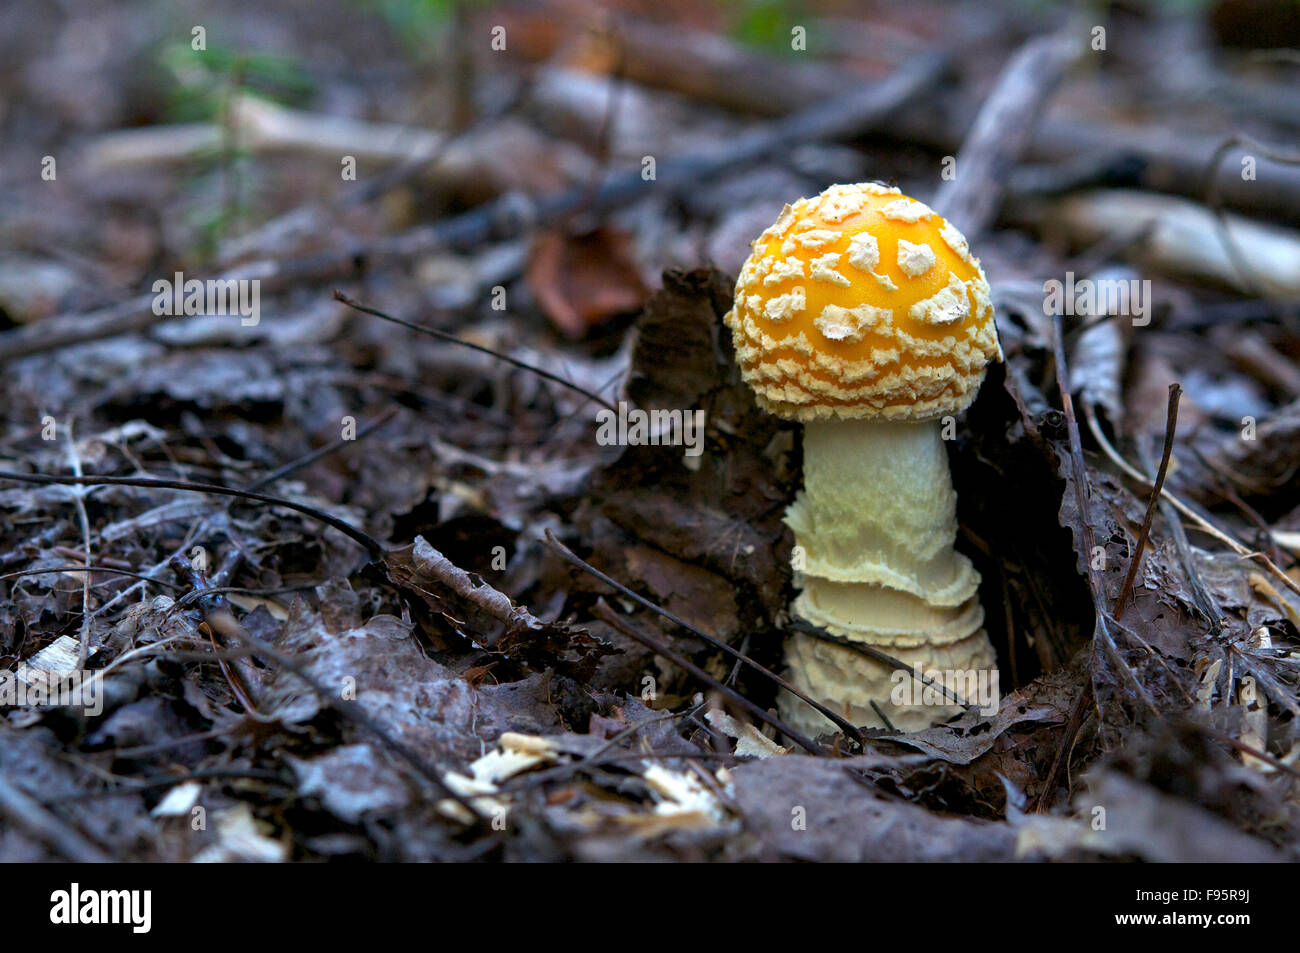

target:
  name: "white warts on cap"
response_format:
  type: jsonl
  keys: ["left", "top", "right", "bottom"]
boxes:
{"left": 846, "top": 233, "right": 880, "bottom": 272}
{"left": 795, "top": 229, "right": 840, "bottom": 250}
{"left": 764, "top": 258, "right": 806, "bottom": 285}
{"left": 810, "top": 253, "right": 850, "bottom": 286}
{"left": 939, "top": 221, "right": 974, "bottom": 263}
{"left": 909, "top": 274, "right": 971, "bottom": 325}
{"left": 814, "top": 303, "right": 891, "bottom": 343}
{"left": 818, "top": 190, "right": 865, "bottom": 223}
{"left": 763, "top": 287, "right": 806, "bottom": 323}
{"left": 881, "top": 198, "right": 933, "bottom": 223}
{"left": 896, "top": 239, "right": 937, "bottom": 278}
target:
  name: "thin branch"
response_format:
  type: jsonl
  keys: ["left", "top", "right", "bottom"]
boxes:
{"left": 1034, "top": 676, "right": 1092, "bottom": 815}
{"left": 1201, "top": 132, "right": 1300, "bottom": 297}
{"left": 1208, "top": 731, "right": 1300, "bottom": 780}
{"left": 170, "top": 555, "right": 259, "bottom": 711}
{"left": 543, "top": 530, "right": 862, "bottom": 742}
{"left": 1082, "top": 399, "right": 1300, "bottom": 600}
{"left": 186, "top": 594, "right": 490, "bottom": 830}
{"left": 788, "top": 617, "right": 978, "bottom": 710}
{"left": 0, "top": 470, "right": 386, "bottom": 557}
{"left": 592, "top": 600, "right": 822, "bottom": 756}
{"left": 868, "top": 700, "right": 897, "bottom": 732}
{"left": 0, "top": 564, "right": 182, "bottom": 589}
{"left": 63, "top": 423, "right": 94, "bottom": 670}
{"left": 244, "top": 405, "right": 400, "bottom": 491}
{"left": 335, "top": 292, "right": 618, "bottom": 413}
{"left": 1038, "top": 312, "right": 1106, "bottom": 811}
{"left": 1051, "top": 313, "right": 1106, "bottom": 609}
{"left": 0, "top": 775, "right": 113, "bottom": 862}
{"left": 933, "top": 26, "right": 1082, "bottom": 235}
{"left": 1113, "top": 384, "right": 1181, "bottom": 621}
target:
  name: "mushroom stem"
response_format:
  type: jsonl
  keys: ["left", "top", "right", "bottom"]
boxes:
{"left": 781, "top": 418, "right": 995, "bottom": 734}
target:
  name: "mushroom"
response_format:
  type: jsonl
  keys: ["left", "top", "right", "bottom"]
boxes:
{"left": 723, "top": 182, "right": 1002, "bottom": 736}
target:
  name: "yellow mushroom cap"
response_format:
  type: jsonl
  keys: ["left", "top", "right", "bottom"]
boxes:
{"left": 724, "top": 182, "right": 1002, "bottom": 422}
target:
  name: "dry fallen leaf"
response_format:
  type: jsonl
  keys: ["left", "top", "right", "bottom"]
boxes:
{"left": 527, "top": 227, "right": 648, "bottom": 338}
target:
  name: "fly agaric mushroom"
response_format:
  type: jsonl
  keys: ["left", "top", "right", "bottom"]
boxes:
{"left": 723, "top": 182, "right": 1002, "bottom": 736}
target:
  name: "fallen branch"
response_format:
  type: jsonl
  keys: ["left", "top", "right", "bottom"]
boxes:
{"left": 0, "top": 51, "right": 945, "bottom": 364}
{"left": 506, "top": 10, "right": 1300, "bottom": 223}
{"left": 82, "top": 93, "right": 443, "bottom": 169}
{"left": 933, "top": 27, "right": 1083, "bottom": 236}
{"left": 1014, "top": 190, "right": 1300, "bottom": 296}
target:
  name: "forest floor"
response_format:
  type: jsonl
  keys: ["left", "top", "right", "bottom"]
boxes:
{"left": 1, "top": 0, "right": 1299, "bottom": 861}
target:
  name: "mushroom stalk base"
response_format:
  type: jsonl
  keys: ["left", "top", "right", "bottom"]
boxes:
{"left": 780, "top": 418, "right": 997, "bottom": 736}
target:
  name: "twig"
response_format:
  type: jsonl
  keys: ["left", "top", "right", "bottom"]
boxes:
{"left": 789, "top": 617, "right": 978, "bottom": 710}
{"left": 1140, "top": 438, "right": 1226, "bottom": 635}
{"left": 1035, "top": 677, "right": 1091, "bottom": 815}
{"left": 0, "top": 470, "right": 386, "bottom": 557}
{"left": 196, "top": 603, "right": 490, "bottom": 829}
{"left": 244, "top": 405, "right": 400, "bottom": 491}
{"left": 62, "top": 423, "right": 94, "bottom": 670}
{"left": 868, "top": 700, "right": 897, "bottom": 732}
{"left": 1001, "top": 571, "right": 1020, "bottom": 689}
{"left": 0, "top": 524, "right": 64, "bottom": 571}
{"left": 1041, "top": 324, "right": 1167, "bottom": 812}
{"left": 1038, "top": 313, "right": 1106, "bottom": 811}
{"left": 1104, "top": 611, "right": 1196, "bottom": 706}
{"left": 543, "top": 530, "right": 862, "bottom": 742}
{"left": 1051, "top": 313, "right": 1105, "bottom": 608}
{"left": 159, "top": 582, "right": 315, "bottom": 621}
{"left": 1082, "top": 401, "right": 1300, "bottom": 600}
{"left": 592, "top": 600, "right": 822, "bottom": 756}
{"left": 0, "top": 564, "right": 182, "bottom": 589}
{"left": 1201, "top": 724, "right": 1300, "bottom": 780}
{"left": 1113, "top": 384, "right": 1181, "bottom": 621}
{"left": 169, "top": 555, "right": 259, "bottom": 712}
{"left": 1086, "top": 403, "right": 1225, "bottom": 630}
{"left": 334, "top": 293, "right": 617, "bottom": 413}
{"left": 0, "top": 774, "right": 113, "bottom": 862}
{"left": 67, "top": 407, "right": 399, "bottom": 624}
